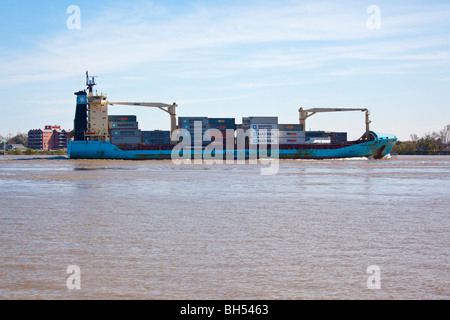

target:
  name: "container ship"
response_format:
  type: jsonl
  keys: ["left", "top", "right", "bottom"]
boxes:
{"left": 68, "top": 72, "right": 397, "bottom": 160}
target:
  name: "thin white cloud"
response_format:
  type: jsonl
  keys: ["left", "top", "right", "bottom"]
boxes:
{"left": 0, "top": 1, "right": 449, "bottom": 87}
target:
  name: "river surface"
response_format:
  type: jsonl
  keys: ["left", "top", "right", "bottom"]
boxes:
{"left": 0, "top": 155, "right": 448, "bottom": 300}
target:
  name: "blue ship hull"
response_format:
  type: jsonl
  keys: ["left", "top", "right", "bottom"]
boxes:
{"left": 68, "top": 132, "right": 397, "bottom": 160}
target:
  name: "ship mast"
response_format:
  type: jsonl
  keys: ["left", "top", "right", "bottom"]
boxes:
{"left": 86, "top": 71, "right": 97, "bottom": 93}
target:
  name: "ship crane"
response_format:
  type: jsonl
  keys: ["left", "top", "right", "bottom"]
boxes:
{"left": 299, "top": 107, "right": 371, "bottom": 140}
{"left": 108, "top": 101, "right": 178, "bottom": 141}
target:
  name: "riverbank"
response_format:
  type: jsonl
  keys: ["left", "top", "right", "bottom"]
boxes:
{"left": 393, "top": 151, "right": 450, "bottom": 155}
{"left": 0, "top": 149, "right": 67, "bottom": 156}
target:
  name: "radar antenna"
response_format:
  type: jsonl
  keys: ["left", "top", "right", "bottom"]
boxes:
{"left": 86, "top": 71, "right": 97, "bottom": 93}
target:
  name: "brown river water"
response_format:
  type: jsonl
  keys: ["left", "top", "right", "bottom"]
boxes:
{"left": 0, "top": 155, "right": 448, "bottom": 299}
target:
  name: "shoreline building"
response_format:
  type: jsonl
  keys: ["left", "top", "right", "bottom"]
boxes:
{"left": 28, "top": 125, "right": 69, "bottom": 150}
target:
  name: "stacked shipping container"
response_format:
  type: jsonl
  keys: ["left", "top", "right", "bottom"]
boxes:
{"left": 305, "top": 131, "right": 331, "bottom": 144}
{"left": 330, "top": 132, "right": 348, "bottom": 144}
{"left": 208, "top": 118, "right": 236, "bottom": 144}
{"left": 278, "top": 124, "right": 306, "bottom": 144}
{"left": 142, "top": 130, "right": 171, "bottom": 145}
{"left": 243, "top": 117, "right": 278, "bottom": 145}
{"left": 106, "top": 114, "right": 347, "bottom": 147}
{"left": 108, "top": 115, "right": 141, "bottom": 145}
{"left": 178, "top": 117, "right": 236, "bottom": 145}
{"left": 208, "top": 118, "right": 236, "bottom": 131}
{"left": 178, "top": 117, "right": 210, "bottom": 145}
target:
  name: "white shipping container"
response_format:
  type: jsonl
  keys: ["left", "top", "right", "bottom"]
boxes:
{"left": 306, "top": 137, "right": 330, "bottom": 144}
{"left": 251, "top": 129, "right": 279, "bottom": 137}
{"left": 278, "top": 131, "right": 306, "bottom": 138}
{"left": 250, "top": 138, "right": 278, "bottom": 145}
{"left": 279, "top": 137, "right": 305, "bottom": 144}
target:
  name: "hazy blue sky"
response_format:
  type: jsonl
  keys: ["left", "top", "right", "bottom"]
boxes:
{"left": 0, "top": 0, "right": 449, "bottom": 140}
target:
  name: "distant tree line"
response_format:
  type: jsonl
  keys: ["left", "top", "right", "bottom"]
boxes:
{"left": 2, "top": 132, "right": 28, "bottom": 146}
{"left": 392, "top": 125, "right": 450, "bottom": 155}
